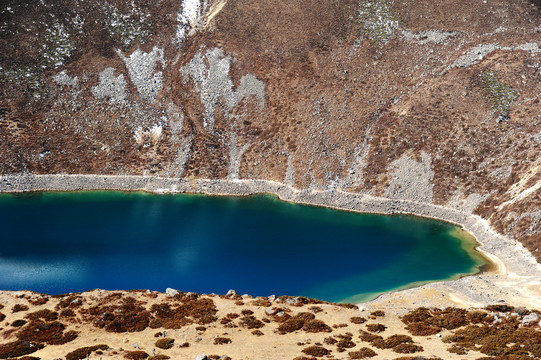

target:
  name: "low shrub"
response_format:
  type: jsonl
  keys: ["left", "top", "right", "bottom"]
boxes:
{"left": 384, "top": 335, "right": 413, "bottom": 348}
{"left": 251, "top": 298, "right": 272, "bottom": 307}
{"left": 338, "top": 303, "right": 359, "bottom": 310}
{"left": 124, "top": 350, "right": 149, "bottom": 359}
{"left": 148, "top": 299, "right": 217, "bottom": 328}
{"left": 0, "top": 340, "right": 44, "bottom": 359}
{"left": 26, "top": 310, "right": 58, "bottom": 322}
{"left": 302, "top": 319, "right": 332, "bottom": 333}
{"left": 401, "top": 308, "right": 432, "bottom": 323}
{"left": 402, "top": 307, "right": 467, "bottom": 335}
{"left": 278, "top": 319, "right": 304, "bottom": 334}
{"left": 348, "top": 347, "right": 377, "bottom": 358}
{"left": 213, "top": 337, "right": 232, "bottom": 345}
{"left": 65, "top": 344, "right": 109, "bottom": 360}
{"left": 88, "top": 298, "right": 151, "bottom": 332}
{"left": 11, "top": 320, "right": 27, "bottom": 327}
{"left": 447, "top": 345, "right": 467, "bottom": 355}
{"left": 239, "top": 315, "right": 264, "bottom": 329}
{"left": 12, "top": 305, "right": 29, "bottom": 313}
{"left": 220, "top": 317, "right": 232, "bottom": 325}
{"left": 323, "top": 337, "right": 337, "bottom": 345}
{"left": 59, "top": 309, "right": 76, "bottom": 318}
{"left": 295, "top": 313, "right": 315, "bottom": 322}
{"left": 467, "top": 310, "right": 490, "bottom": 324}
{"left": 148, "top": 355, "right": 170, "bottom": 360}
{"left": 17, "top": 320, "right": 78, "bottom": 345}
{"left": 370, "top": 310, "right": 385, "bottom": 317}
{"left": 392, "top": 343, "right": 423, "bottom": 354}
{"left": 366, "top": 323, "right": 386, "bottom": 333}
{"left": 252, "top": 330, "right": 264, "bottom": 336}
{"left": 404, "top": 322, "right": 442, "bottom": 336}
{"left": 372, "top": 334, "right": 413, "bottom": 349}
{"left": 154, "top": 338, "right": 174, "bottom": 350}
{"left": 350, "top": 317, "right": 367, "bottom": 324}
{"left": 431, "top": 308, "right": 468, "bottom": 330}
{"left": 336, "top": 337, "right": 356, "bottom": 349}
{"left": 359, "top": 330, "right": 383, "bottom": 342}
{"left": 28, "top": 296, "right": 49, "bottom": 306}
{"left": 55, "top": 295, "right": 83, "bottom": 310}
{"left": 301, "top": 345, "right": 329, "bottom": 357}
{"left": 393, "top": 357, "right": 442, "bottom": 360}
{"left": 0, "top": 313, "right": 5, "bottom": 322}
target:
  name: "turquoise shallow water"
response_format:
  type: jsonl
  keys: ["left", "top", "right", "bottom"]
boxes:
{"left": 0, "top": 191, "right": 487, "bottom": 302}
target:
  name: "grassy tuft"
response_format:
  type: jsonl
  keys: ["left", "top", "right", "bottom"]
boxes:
{"left": 480, "top": 70, "right": 519, "bottom": 119}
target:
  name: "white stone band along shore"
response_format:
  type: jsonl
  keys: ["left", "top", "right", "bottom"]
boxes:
{"left": 2, "top": 173, "right": 540, "bottom": 308}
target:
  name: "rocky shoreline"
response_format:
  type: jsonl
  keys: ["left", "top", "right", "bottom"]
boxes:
{"left": 1, "top": 173, "right": 541, "bottom": 309}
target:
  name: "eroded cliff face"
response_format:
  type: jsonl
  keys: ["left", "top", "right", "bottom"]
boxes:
{"left": 0, "top": 0, "right": 540, "bottom": 257}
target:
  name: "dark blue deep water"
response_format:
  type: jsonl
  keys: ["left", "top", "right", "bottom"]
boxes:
{"left": 0, "top": 192, "right": 488, "bottom": 302}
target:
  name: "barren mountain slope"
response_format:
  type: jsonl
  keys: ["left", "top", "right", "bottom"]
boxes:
{"left": 1, "top": 0, "right": 540, "bottom": 258}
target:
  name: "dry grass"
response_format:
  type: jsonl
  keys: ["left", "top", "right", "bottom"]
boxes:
{"left": 301, "top": 345, "right": 329, "bottom": 357}
{"left": 65, "top": 344, "right": 109, "bottom": 360}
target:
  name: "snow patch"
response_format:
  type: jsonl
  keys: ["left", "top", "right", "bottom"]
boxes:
{"left": 176, "top": 0, "right": 207, "bottom": 46}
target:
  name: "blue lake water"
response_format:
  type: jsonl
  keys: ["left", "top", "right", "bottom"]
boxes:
{"left": 0, "top": 191, "right": 488, "bottom": 303}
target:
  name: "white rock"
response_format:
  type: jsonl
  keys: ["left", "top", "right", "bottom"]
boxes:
{"left": 166, "top": 288, "right": 179, "bottom": 296}
{"left": 522, "top": 312, "right": 539, "bottom": 324}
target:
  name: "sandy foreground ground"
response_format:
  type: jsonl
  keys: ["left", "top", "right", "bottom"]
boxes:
{"left": 1, "top": 288, "right": 540, "bottom": 360}
{"left": 1, "top": 174, "right": 541, "bottom": 359}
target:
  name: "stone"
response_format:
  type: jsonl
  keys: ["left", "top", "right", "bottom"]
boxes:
{"left": 522, "top": 312, "right": 539, "bottom": 324}
{"left": 196, "top": 355, "right": 208, "bottom": 360}
{"left": 265, "top": 308, "right": 276, "bottom": 315}
{"left": 286, "top": 297, "right": 299, "bottom": 305}
{"left": 166, "top": 288, "right": 179, "bottom": 296}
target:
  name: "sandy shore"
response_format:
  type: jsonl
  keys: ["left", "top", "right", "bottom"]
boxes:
{"left": 1, "top": 173, "right": 541, "bottom": 310}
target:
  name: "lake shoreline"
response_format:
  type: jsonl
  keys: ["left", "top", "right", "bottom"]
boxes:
{"left": 1, "top": 173, "right": 541, "bottom": 308}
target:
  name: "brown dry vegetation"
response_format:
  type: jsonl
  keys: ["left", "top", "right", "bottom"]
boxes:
{"left": 0, "top": 340, "right": 44, "bottom": 359}
{"left": 65, "top": 344, "right": 109, "bottom": 360}
{"left": 301, "top": 345, "right": 329, "bottom": 357}
{"left": 401, "top": 307, "right": 469, "bottom": 335}
{"left": 0, "top": 290, "right": 540, "bottom": 359}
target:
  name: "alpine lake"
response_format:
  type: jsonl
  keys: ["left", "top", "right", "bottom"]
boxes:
{"left": 0, "top": 191, "right": 490, "bottom": 303}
